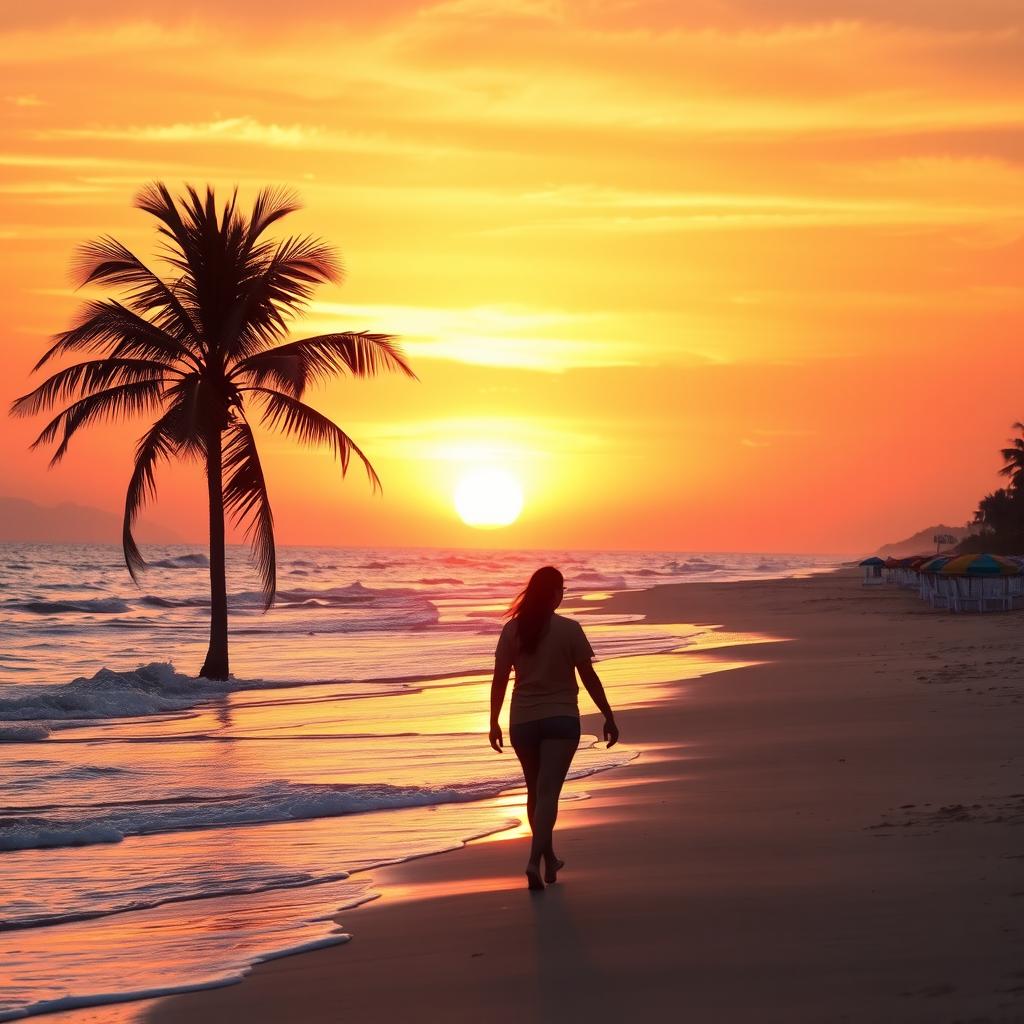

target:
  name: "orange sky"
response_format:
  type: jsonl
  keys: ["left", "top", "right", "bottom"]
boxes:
{"left": 1, "top": 1, "right": 1023, "bottom": 553}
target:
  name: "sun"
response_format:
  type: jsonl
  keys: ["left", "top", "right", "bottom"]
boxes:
{"left": 454, "top": 467, "right": 524, "bottom": 529}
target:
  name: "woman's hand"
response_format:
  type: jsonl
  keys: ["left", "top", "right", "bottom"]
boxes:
{"left": 489, "top": 723, "right": 503, "bottom": 752}
{"left": 603, "top": 717, "right": 619, "bottom": 748}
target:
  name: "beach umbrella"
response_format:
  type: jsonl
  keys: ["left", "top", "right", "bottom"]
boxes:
{"left": 938, "top": 553, "right": 1020, "bottom": 576}
{"left": 919, "top": 555, "right": 954, "bottom": 573}
{"left": 859, "top": 557, "right": 885, "bottom": 567}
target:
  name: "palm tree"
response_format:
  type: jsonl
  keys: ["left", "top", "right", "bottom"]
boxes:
{"left": 11, "top": 183, "right": 415, "bottom": 680}
{"left": 999, "top": 421, "right": 1024, "bottom": 491}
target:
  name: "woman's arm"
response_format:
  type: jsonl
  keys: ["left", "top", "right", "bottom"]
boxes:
{"left": 489, "top": 662, "right": 511, "bottom": 752}
{"left": 578, "top": 662, "right": 619, "bottom": 747}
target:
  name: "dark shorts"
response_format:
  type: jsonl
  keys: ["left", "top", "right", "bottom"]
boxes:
{"left": 509, "top": 715, "right": 581, "bottom": 752}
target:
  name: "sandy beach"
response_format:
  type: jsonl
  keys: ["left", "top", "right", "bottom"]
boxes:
{"left": 137, "top": 568, "right": 1024, "bottom": 1024}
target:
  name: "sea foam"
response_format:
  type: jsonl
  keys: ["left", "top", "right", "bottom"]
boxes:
{"left": 1, "top": 753, "right": 636, "bottom": 852}
{"left": 0, "top": 662, "right": 257, "bottom": 724}
{"left": 150, "top": 553, "right": 209, "bottom": 569}
{"left": 0, "top": 724, "right": 51, "bottom": 742}
{"left": 8, "top": 597, "right": 132, "bottom": 615}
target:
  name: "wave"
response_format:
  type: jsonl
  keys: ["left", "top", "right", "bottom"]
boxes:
{"left": 0, "top": 935, "right": 356, "bottom": 1021}
{"left": 7, "top": 598, "right": 131, "bottom": 615}
{"left": 232, "top": 612, "right": 439, "bottom": 635}
{"left": 438, "top": 554, "right": 505, "bottom": 570}
{"left": 0, "top": 725, "right": 51, "bottom": 742}
{"left": 664, "top": 560, "right": 728, "bottom": 574}
{"left": 150, "top": 553, "right": 209, "bottom": 569}
{"left": 137, "top": 583, "right": 440, "bottom": 632}
{"left": 36, "top": 581, "right": 105, "bottom": 591}
{"left": 0, "top": 749, "right": 636, "bottom": 853}
{"left": 570, "top": 571, "right": 628, "bottom": 590}
{"left": 0, "top": 662, "right": 270, "bottom": 725}
{"left": 0, "top": 780, "right": 510, "bottom": 851}
{"left": 0, "top": 819, "right": 123, "bottom": 851}
{"left": 0, "top": 663, "right": 414, "bottom": 730}
{"left": 3, "top": 764, "right": 130, "bottom": 790}
{"left": 0, "top": 868, "right": 361, "bottom": 934}
{"left": 142, "top": 581, "right": 431, "bottom": 610}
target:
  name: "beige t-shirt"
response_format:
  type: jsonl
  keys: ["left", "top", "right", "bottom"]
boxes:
{"left": 495, "top": 613, "right": 595, "bottom": 726}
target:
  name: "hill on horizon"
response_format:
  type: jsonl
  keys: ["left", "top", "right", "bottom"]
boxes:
{"left": 875, "top": 523, "right": 974, "bottom": 559}
{"left": 0, "top": 496, "right": 183, "bottom": 545}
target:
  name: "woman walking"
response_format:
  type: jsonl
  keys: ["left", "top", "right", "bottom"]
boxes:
{"left": 490, "top": 566, "right": 619, "bottom": 891}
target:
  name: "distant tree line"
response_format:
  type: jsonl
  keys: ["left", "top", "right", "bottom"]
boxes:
{"left": 959, "top": 422, "right": 1024, "bottom": 554}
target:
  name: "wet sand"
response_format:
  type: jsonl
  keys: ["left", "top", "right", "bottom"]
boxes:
{"left": 145, "top": 569, "right": 1024, "bottom": 1023}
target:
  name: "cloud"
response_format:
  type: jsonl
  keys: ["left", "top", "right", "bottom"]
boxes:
{"left": 0, "top": 181, "right": 116, "bottom": 196}
{"left": 481, "top": 188, "right": 1015, "bottom": 234}
{"left": 345, "top": 414, "right": 610, "bottom": 463}
{"left": 304, "top": 301, "right": 638, "bottom": 372}
{"left": 39, "top": 117, "right": 466, "bottom": 159}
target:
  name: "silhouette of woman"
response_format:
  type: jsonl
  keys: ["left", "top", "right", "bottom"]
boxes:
{"left": 490, "top": 566, "right": 619, "bottom": 891}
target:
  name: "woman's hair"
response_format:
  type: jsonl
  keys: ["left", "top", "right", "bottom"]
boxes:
{"left": 506, "top": 566, "right": 564, "bottom": 655}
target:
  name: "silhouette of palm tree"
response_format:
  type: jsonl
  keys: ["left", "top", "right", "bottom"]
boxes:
{"left": 11, "top": 183, "right": 415, "bottom": 679}
{"left": 999, "top": 422, "right": 1024, "bottom": 492}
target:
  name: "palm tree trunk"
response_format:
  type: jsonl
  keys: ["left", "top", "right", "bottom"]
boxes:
{"left": 200, "top": 426, "right": 229, "bottom": 680}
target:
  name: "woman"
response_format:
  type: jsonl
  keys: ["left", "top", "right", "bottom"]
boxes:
{"left": 490, "top": 565, "right": 619, "bottom": 891}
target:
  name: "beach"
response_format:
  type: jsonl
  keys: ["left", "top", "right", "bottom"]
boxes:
{"left": 134, "top": 567, "right": 1024, "bottom": 1024}
{"left": 0, "top": 545, "right": 835, "bottom": 1019}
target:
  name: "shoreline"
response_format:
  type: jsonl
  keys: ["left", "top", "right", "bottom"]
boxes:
{"left": 137, "top": 567, "right": 1024, "bottom": 1023}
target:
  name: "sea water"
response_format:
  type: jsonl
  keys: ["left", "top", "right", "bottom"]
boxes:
{"left": 0, "top": 544, "right": 837, "bottom": 1019}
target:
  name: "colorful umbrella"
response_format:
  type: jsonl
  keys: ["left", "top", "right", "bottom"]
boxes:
{"left": 859, "top": 557, "right": 885, "bottom": 566}
{"left": 938, "top": 553, "right": 1020, "bottom": 576}
{"left": 919, "top": 555, "right": 954, "bottom": 573}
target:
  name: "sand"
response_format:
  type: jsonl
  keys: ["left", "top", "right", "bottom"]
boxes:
{"left": 144, "top": 569, "right": 1024, "bottom": 1023}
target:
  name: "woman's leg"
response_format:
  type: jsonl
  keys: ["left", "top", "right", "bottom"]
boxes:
{"left": 527, "top": 736, "right": 579, "bottom": 875}
{"left": 511, "top": 741, "right": 541, "bottom": 831}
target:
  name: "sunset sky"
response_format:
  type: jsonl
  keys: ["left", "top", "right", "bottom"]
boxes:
{"left": 2, "top": 1, "right": 1023, "bottom": 553}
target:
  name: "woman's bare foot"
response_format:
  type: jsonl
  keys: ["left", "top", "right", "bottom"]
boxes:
{"left": 543, "top": 854, "right": 565, "bottom": 884}
{"left": 525, "top": 864, "right": 545, "bottom": 891}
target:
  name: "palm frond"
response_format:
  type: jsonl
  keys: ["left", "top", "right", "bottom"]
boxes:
{"left": 161, "top": 373, "right": 208, "bottom": 459}
{"left": 222, "top": 417, "right": 276, "bottom": 608}
{"left": 246, "top": 187, "right": 302, "bottom": 248}
{"left": 32, "top": 380, "right": 166, "bottom": 466}
{"left": 34, "top": 301, "right": 200, "bottom": 371}
{"left": 232, "top": 332, "right": 414, "bottom": 397}
{"left": 123, "top": 406, "right": 183, "bottom": 581}
{"left": 135, "top": 182, "right": 198, "bottom": 266}
{"left": 248, "top": 387, "right": 381, "bottom": 491}
{"left": 11, "top": 358, "right": 173, "bottom": 418}
{"left": 73, "top": 236, "right": 201, "bottom": 345}
{"left": 225, "top": 236, "right": 342, "bottom": 360}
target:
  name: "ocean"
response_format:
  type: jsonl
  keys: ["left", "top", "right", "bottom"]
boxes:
{"left": 0, "top": 543, "right": 838, "bottom": 1020}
